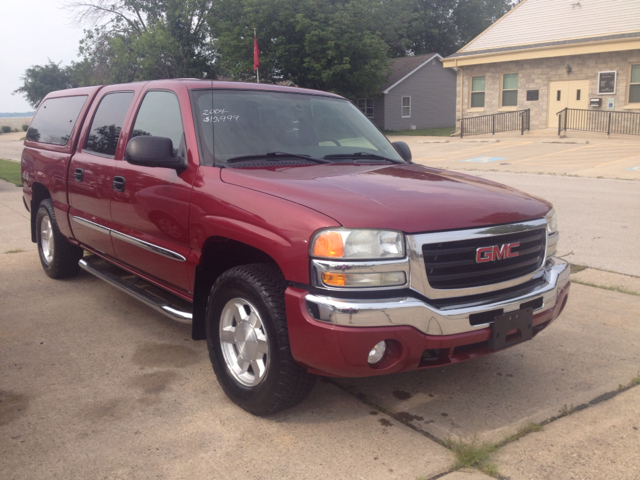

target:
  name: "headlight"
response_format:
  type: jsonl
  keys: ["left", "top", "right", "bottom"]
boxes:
{"left": 311, "top": 229, "right": 405, "bottom": 260}
{"left": 545, "top": 208, "right": 558, "bottom": 234}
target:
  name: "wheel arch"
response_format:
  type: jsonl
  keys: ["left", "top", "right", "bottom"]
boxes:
{"left": 30, "top": 182, "right": 52, "bottom": 243}
{"left": 191, "top": 236, "right": 280, "bottom": 340}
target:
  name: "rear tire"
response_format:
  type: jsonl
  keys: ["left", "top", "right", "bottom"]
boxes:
{"left": 36, "top": 199, "right": 83, "bottom": 279}
{"left": 206, "top": 264, "right": 316, "bottom": 416}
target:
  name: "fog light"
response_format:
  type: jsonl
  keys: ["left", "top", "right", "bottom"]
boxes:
{"left": 368, "top": 340, "right": 387, "bottom": 365}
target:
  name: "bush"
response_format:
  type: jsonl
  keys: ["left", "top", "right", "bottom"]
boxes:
{"left": 22, "top": 124, "right": 28, "bottom": 132}
{"left": 1, "top": 126, "right": 11, "bottom": 133}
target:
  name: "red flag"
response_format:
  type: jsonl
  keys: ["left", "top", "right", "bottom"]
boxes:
{"left": 253, "top": 31, "right": 260, "bottom": 71}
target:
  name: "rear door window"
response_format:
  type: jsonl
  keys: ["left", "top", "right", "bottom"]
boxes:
{"left": 26, "top": 96, "right": 88, "bottom": 145}
{"left": 84, "top": 92, "right": 134, "bottom": 157}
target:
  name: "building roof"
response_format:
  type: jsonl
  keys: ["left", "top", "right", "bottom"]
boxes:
{"left": 380, "top": 53, "right": 440, "bottom": 93}
{"left": 442, "top": 0, "right": 640, "bottom": 67}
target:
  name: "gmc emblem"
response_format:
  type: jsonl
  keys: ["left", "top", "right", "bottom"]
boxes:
{"left": 476, "top": 242, "right": 520, "bottom": 263}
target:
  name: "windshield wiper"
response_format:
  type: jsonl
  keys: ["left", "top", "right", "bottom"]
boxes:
{"left": 323, "top": 152, "right": 404, "bottom": 164}
{"left": 226, "top": 152, "right": 330, "bottom": 164}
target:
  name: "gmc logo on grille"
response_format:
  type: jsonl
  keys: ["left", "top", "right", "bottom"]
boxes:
{"left": 476, "top": 242, "right": 520, "bottom": 263}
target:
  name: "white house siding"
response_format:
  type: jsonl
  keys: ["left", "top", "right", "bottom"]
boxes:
{"left": 455, "top": 50, "right": 640, "bottom": 131}
{"left": 384, "top": 61, "right": 456, "bottom": 131}
{"left": 464, "top": 0, "right": 640, "bottom": 53}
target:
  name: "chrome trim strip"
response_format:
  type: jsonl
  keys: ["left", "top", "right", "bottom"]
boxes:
{"left": 72, "top": 216, "right": 186, "bottom": 262}
{"left": 110, "top": 230, "right": 187, "bottom": 262}
{"left": 305, "top": 257, "right": 570, "bottom": 336}
{"left": 311, "top": 258, "right": 410, "bottom": 291}
{"left": 408, "top": 219, "right": 548, "bottom": 299}
{"left": 71, "top": 215, "right": 111, "bottom": 235}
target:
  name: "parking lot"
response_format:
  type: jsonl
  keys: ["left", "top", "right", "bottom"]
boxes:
{"left": 388, "top": 131, "right": 640, "bottom": 180}
{"left": 1, "top": 132, "right": 640, "bottom": 479}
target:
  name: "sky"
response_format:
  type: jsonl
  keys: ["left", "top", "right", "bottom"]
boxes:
{"left": 0, "top": 0, "right": 87, "bottom": 113}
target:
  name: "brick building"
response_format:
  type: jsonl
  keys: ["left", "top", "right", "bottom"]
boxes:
{"left": 442, "top": 0, "right": 640, "bottom": 131}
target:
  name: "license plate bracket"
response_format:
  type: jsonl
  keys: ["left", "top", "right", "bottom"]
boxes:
{"left": 489, "top": 307, "right": 533, "bottom": 351}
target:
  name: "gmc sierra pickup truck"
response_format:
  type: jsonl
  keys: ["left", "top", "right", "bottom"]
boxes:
{"left": 21, "top": 79, "right": 570, "bottom": 415}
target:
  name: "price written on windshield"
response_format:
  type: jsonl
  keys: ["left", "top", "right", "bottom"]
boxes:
{"left": 203, "top": 115, "right": 240, "bottom": 123}
{"left": 202, "top": 109, "right": 240, "bottom": 123}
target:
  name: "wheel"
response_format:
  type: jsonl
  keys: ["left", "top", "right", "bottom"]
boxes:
{"left": 36, "top": 199, "right": 84, "bottom": 279}
{"left": 206, "top": 264, "right": 316, "bottom": 415}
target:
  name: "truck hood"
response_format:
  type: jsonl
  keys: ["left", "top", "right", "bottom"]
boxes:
{"left": 220, "top": 164, "right": 550, "bottom": 233}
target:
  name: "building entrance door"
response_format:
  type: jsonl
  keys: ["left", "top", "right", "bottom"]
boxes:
{"left": 547, "top": 80, "right": 590, "bottom": 127}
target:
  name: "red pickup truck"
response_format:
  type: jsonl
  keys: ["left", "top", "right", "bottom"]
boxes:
{"left": 21, "top": 80, "right": 570, "bottom": 415}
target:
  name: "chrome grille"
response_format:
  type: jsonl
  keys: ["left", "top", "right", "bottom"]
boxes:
{"left": 422, "top": 228, "right": 546, "bottom": 290}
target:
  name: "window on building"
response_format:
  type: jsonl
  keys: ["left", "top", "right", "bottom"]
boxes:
{"left": 357, "top": 98, "right": 374, "bottom": 118}
{"left": 85, "top": 92, "right": 134, "bottom": 157}
{"left": 401, "top": 96, "right": 411, "bottom": 117}
{"left": 502, "top": 73, "right": 518, "bottom": 107}
{"left": 471, "top": 76, "right": 485, "bottom": 108}
{"left": 630, "top": 64, "right": 640, "bottom": 103}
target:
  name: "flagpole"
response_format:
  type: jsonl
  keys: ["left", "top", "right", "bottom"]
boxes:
{"left": 254, "top": 28, "right": 260, "bottom": 83}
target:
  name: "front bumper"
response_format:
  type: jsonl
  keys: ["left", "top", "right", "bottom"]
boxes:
{"left": 286, "top": 258, "right": 570, "bottom": 377}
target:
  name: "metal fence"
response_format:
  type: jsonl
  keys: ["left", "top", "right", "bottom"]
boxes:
{"left": 460, "top": 109, "right": 530, "bottom": 138}
{"left": 557, "top": 108, "right": 640, "bottom": 136}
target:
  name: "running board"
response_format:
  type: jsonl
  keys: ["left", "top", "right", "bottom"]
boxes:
{"left": 79, "top": 256, "right": 193, "bottom": 323}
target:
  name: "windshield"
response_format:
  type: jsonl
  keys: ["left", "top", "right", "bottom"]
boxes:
{"left": 190, "top": 89, "right": 402, "bottom": 166}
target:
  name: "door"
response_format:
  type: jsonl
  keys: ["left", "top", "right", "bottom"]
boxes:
{"left": 547, "top": 80, "right": 590, "bottom": 127}
{"left": 68, "top": 89, "right": 137, "bottom": 257}
{"left": 110, "top": 88, "right": 193, "bottom": 293}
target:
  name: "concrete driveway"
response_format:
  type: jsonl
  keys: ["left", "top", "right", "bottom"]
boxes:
{"left": 2, "top": 130, "right": 640, "bottom": 479}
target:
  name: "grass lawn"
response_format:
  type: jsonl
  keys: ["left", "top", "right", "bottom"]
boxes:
{"left": 384, "top": 127, "right": 456, "bottom": 137}
{"left": 0, "top": 159, "right": 22, "bottom": 186}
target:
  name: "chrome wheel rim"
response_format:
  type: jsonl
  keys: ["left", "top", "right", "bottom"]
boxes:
{"left": 40, "top": 215, "right": 54, "bottom": 265}
{"left": 219, "top": 298, "right": 269, "bottom": 387}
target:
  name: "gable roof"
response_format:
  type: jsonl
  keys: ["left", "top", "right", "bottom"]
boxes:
{"left": 443, "top": 0, "right": 640, "bottom": 66}
{"left": 380, "top": 53, "right": 440, "bottom": 94}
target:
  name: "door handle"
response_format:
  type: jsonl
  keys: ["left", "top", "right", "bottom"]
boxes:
{"left": 74, "top": 168, "right": 84, "bottom": 182}
{"left": 113, "top": 176, "right": 126, "bottom": 192}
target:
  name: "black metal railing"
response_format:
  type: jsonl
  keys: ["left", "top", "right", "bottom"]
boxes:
{"left": 460, "top": 109, "right": 530, "bottom": 138}
{"left": 557, "top": 108, "right": 640, "bottom": 136}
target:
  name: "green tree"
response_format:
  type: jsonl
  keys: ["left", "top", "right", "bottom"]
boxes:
{"left": 453, "top": 0, "right": 515, "bottom": 47}
{"left": 214, "top": 0, "right": 391, "bottom": 99}
{"left": 13, "top": 60, "right": 77, "bottom": 108}
{"left": 375, "top": 0, "right": 514, "bottom": 58}
{"left": 68, "top": 0, "right": 216, "bottom": 84}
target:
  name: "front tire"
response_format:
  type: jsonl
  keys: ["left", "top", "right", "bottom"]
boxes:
{"left": 206, "top": 264, "right": 316, "bottom": 416}
{"left": 36, "top": 199, "right": 83, "bottom": 279}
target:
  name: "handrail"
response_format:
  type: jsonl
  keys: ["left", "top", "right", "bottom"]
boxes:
{"left": 557, "top": 108, "right": 640, "bottom": 136}
{"left": 460, "top": 109, "right": 530, "bottom": 138}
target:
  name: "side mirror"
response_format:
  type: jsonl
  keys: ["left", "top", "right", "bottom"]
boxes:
{"left": 391, "top": 141, "right": 412, "bottom": 163}
{"left": 125, "top": 136, "right": 185, "bottom": 171}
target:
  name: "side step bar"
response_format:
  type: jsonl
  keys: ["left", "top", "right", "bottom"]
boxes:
{"left": 79, "top": 255, "right": 193, "bottom": 323}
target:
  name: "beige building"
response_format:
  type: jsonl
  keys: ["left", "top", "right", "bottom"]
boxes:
{"left": 442, "top": 0, "right": 640, "bottom": 132}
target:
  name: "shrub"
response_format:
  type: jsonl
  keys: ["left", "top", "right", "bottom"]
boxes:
{"left": 1, "top": 126, "right": 11, "bottom": 133}
{"left": 22, "top": 124, "right": 29, "bottom": 132}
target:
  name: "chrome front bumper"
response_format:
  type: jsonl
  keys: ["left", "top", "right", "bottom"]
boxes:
{"left": 305, "top": 257, "right": 570, "bottom": 336}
